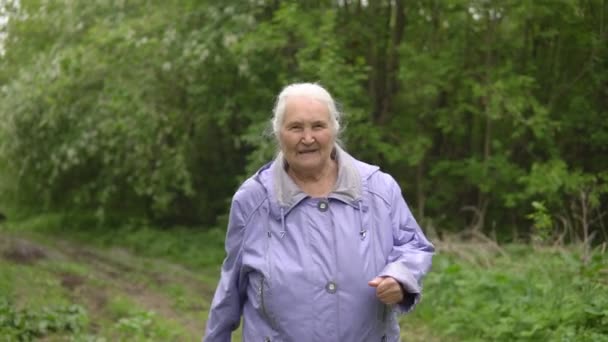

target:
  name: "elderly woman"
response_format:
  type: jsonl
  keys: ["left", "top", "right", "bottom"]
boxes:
{"left": 204, "top": 83, "right": 434, "bottom": 342}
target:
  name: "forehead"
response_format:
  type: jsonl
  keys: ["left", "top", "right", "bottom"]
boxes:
{"left": 283, "top": 96, "right": 330, "bottom": 123}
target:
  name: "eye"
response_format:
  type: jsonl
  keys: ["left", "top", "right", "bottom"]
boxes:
{"left": 313, "top": 123, "right": 326, "bottom": 130}
{"left": 288, "top": 124, "right": 303, "bottom": 131}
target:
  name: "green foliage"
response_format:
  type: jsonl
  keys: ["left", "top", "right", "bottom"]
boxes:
{"left": 414, "top": 246, "right": 608, "bottom": 341}
{"left": 0, "top": 297, "right": 88, "bottom": 341}
{"left": 0, "top": 0, "right": 246, "bottom": 226}
{"left": 115, "top": 311, "right": 156, "bottom": 337}
{"left": 0, "top": 0, "right": 606, "bottom": 241}
{"left": 108, "top": 298, "right": 180, "bottom": 341}
{"left": 512, "top": 160, "right": 608, "bottom": 243}
{"left": 527, "top": 201, "right": 552, "bottom": 243}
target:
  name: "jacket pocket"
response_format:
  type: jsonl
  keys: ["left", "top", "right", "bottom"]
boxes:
{"left": 259, "top": 274, "right": 279, "bottom": 330}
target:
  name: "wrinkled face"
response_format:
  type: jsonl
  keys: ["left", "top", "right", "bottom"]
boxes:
{"left": 279, "top": 96, "right": 335, "bottom": 175}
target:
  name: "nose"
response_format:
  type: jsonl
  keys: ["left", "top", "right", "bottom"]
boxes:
{"left": 301, "top": 128, "right": 315, "bottom": 145}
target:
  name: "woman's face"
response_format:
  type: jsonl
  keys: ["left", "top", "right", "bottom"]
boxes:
{"left": 279, "top": 96, "right": 335, "bottom": 176}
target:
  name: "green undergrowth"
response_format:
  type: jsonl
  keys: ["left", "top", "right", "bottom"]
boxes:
{"left": 0, "top": 262, "right": 183, "bottom": 341}
{"left": 409, "top": 244, "right": 608, "bottom": 341}
{"left": 0, "top": 214, "right": 220, "bottom": 341}
{"left": 0, "top": 261, "right": 88, "bottom": 341}
{"left": 0, "top": 298, "right": 87, "bottom": 342}
{"left": 0, "top": 241, "right": 193, "bottom": 341}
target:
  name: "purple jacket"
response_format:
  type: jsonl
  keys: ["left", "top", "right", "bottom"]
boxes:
{"left": 204, "top": 147, "right": 434, "bottom": 342}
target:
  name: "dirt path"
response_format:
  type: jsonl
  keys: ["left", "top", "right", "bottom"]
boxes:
{"left": 0, "top": 230, "right": 216, "bottom": 341}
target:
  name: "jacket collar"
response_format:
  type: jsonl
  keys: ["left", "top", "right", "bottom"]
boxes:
{"left": 255, "top": 145, "right": 379, "bottom": 220}
{"left": 256, "top": 145, "right": 360, "bottom": 220}
{"left": 271, "top": 145, "right": 362, "bottom": 208}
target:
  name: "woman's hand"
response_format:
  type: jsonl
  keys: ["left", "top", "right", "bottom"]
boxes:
{"left": 368, "top": 276, "right": 404, "bottom": 305}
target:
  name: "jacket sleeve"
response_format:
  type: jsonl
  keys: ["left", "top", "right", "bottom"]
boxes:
{"left": 203, "top": 197, "right": 248, "bottom": 342}
{"left": 377, "top": 175, "right": 435, "bottom": 313}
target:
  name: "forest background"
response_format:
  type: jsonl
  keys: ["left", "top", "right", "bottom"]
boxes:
{"left": 0, "top": 0, "right": 607, "bottom": 341}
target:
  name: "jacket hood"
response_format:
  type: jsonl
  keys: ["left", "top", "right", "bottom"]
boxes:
{"left": 254, "top": 145, "right": 379, "bottom": 221}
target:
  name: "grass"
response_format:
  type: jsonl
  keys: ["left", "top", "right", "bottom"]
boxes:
{"left": 0, "top": 216, "right": 220, "bottom": 341}
{"left": 6, "top": 212, "right": 227, "bottom": 270}
{"left": 0, "top": 257, "right": 89, "bottom": 340}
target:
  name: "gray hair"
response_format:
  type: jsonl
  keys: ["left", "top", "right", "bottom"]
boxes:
{"left": 271, "top": 83, "right": 342, "bottom": 140}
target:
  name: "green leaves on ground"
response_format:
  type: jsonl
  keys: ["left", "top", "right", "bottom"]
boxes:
{"left": 414, "top": 245, "right": 608, "bottom": 341}
{"left": 0, "top": 298, "right": 87, "bottom": 341}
